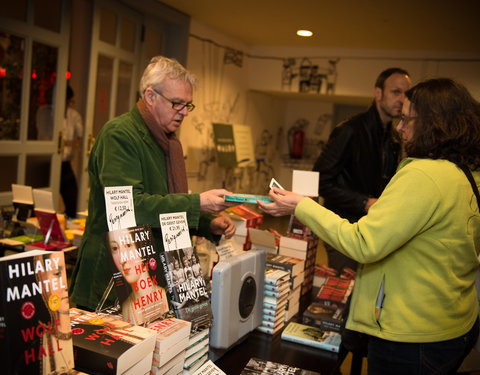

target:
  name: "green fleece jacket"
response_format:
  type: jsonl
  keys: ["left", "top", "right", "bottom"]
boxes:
{"left": 69, "top": 106, "right": 215, "bottom": 310}
{"left": 296, "top": 158, "right": 480, "bottom": 342}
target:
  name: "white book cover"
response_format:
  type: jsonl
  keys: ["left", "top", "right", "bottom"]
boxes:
{"left": 191, "top": 359, "right": 226, "bottom": 375}
{"left": 281, "top": 322, "right": 341, "bottom": 353}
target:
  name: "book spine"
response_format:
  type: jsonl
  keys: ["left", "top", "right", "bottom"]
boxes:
{"left": 281, "top": 332, "right": 338, "bottom": 353}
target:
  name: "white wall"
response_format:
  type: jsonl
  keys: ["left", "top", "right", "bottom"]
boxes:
{"left": 181, "top": 21, "right": 480, "bottom": 194}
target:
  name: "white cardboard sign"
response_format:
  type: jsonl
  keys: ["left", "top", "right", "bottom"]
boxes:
{"left": 159, "top": 212, "right": 191, "bottom": 251}
{"left": 104, "top": 186, "right": 136, "bottom": 230}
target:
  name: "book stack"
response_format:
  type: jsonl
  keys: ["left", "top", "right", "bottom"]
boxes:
{"left": 240, "top": 357, "right": 321, "bottom": 375}
{"left": 265, "top": 253, "right": 305, "bottom": 321}
{"left": 221, "top": 204, "right": 263, "bottom": 250}
{"left": 69, "top": 308, "right": 157, "bottom": 375}
{"left": 183, "top": 328, "right": 210, "bottom": 375}
{"left": 313, "top": 264, "right": 338, "bottom": 288}
{"left": 257, "top": 268, "right": 291, "bottom": 335}
{"left": 147, "top": 317, "right": 192, "bottom": 375}
{"left": 279, "top": 235, "right": 319, "bottom": 296}
{"left": 281, "top": 321, "right": 342, "bottom": 353}
{"left": 0, "top": 249, "right": 75, "bottom": 375}
{"left": 302, "top": 276, "right": 355, "bottom": 333}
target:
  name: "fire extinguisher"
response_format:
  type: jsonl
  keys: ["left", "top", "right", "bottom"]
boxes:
{"left": 290, "top": 128, "right": 304, "bottom": 159}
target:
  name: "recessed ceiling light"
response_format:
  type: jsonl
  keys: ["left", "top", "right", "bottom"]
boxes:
{"left": 297, "top": 29, "right": 313, "bottom": 37}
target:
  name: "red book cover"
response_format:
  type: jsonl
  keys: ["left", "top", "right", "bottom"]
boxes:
{"left": 105, "top": 225, "right": 169, "bottom": 325}
{"left": 0, "top": 250, "right": 74, "bottom": 374}
{"left": 314, "top": 276, "right": 354, "bottom": 308}
{"left": 69, "top": 308, "right": 156, "bottom": 375}
{"left": 33, "top": 209, "right": 71, "bottom": 250}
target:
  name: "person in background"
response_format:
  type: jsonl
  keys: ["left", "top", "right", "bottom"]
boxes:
{"left": 313, "top": 67, "right": 411, "bottom": 272}
{"left": 61, "top": 85, "right": 83, "bottom": 218}
{"left": 69, "top": 56, "right": 236, "bottom": 311}
{"left": 258, "top": 78, "right": 480, "bottom": 374}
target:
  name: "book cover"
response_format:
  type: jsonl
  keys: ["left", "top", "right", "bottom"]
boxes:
{"left": 262, "top": 310, "right": 286, "bottom": 323}
{"left": 302, "top": 302, "right": 344, "bottom": 333}
{"left": 69, "top": 308, "right": 156, "bottom": 374}
{"left": 32, "top": 210, "right": 71, "bottom": 250}
{"left": 152, "top": 336, "right": 189, "bottom": 368}
{"left": 281, "top": 322, "right": 341, "bottom": 353}
{"left": 255, "top": 324, "right": 283, "bottom": 335}
{"left": 159, "top": 247, "right": 213, "bottom": 331}
{"left": 266, "top": 253, "right": 305, "bottom": 277}
{"left": 192, "top": 359, "right": 226, "bottom": 375}
{"left": 150, "top": 350, "right": 185, "bottom": 375}
{"left": 0, "top": 249, "right": 74, "bottom": 374}
{"left": 264, "top": 268, "right": 290, "bottom": 286}
{"left": 185, "top": 336, "right": 209, "bottom": 359}
{"left": 314, "top": 276, "right": 354, "bottom": 308}
{"left": 183, "top": 353, "right": 208, "bottom": 375}
{"left": 105, "top": 225, "right": 170, "bottom": 325}
{"left": 241, "top": 357, "right": 321, "bottom": 375}
{"left": 264, "top": 287, "right": 290, "bottom": 299}
{"left": 147, "top": 317, "right": 191, "bottom": 355}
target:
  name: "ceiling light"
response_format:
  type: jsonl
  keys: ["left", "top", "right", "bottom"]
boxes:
{"left": 296, "top": 30, "right": 313, "bottom": 37}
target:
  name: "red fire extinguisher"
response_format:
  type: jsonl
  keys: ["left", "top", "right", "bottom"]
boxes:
{"left": 290, "top": 128, "right": 304, "bottom": 159}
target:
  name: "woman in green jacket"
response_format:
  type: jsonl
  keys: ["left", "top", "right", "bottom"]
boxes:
{"left": 259, "top": 78, "right": 480, "bottom": 374}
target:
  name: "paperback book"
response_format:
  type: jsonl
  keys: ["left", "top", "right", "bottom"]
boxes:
{"left": 0, "top": 249, "right": 74, "bottom": 374}
{"left": 147, "top": 317, "right": 191, "bottom": 356}
{"left": 105, "top": 224, "right": 170, "bottom": 325}
{"left": 159, "top": 247, "right": 213, "bottom": 330}
{"left": 241, "top": 357, "right": 321, "bottom": 375}
{"left": 281, "top": 322, "right": 341, "bottom": 353}
{"left": 314, "top": 276, "right": 354, "bottom": 308}
{"left": 302, "top": 302, "right": 344, "bottom": 333}
{"left": 69, "top": 308, "right": 157, "bottom": 374}
{"left": 266, "top": 253, "right": 305, "bottom": 277}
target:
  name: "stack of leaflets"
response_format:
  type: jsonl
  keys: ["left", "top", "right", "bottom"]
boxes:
{"left": 266, "top": 253, "right": 305, "bottom": 321}
{"left": 69, "top": 308, "right": 157, "bottom": 374}
{"left": 240, "top": 357, "right": 321, "bottom": 375}
{"left": 147, "top": 317, "right": 192, "bottom": 375}
{"left": 183, "top": 327, "right": 210, "bottom": 374}
{"left": 257, "top": 268, "right": 291, "bottom": 335}
{"left": 281, "top": 321, "right": 342, "bottom": 353}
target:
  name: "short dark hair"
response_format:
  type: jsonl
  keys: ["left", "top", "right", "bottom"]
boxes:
{"left": 375, "top": 67, "right": 410, "bottom": 89}
{"left": 404, "top": 78, "right": 480, "bottom": 169}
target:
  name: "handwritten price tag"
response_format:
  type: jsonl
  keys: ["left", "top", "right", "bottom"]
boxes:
{"left": 159, "top": 212, "right": 191, "bottom": 251}
{"left": 104, "top": 186, "right": 136, "bottom": 230}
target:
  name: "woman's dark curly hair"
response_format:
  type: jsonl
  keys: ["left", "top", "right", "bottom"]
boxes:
{"left": 404, "top": 78, "right": 480, "bottom": 170}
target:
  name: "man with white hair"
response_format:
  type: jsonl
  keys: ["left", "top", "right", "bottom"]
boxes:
{"left": 70, "top": 56, "right": 235, "bottom": 311}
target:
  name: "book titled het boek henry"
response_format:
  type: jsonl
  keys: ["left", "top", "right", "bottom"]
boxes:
{"left": 105, "top": 224, "right": 170, "bottom": 325}
{"left": 0, "top": 249, "right": 75, "bottom": 374}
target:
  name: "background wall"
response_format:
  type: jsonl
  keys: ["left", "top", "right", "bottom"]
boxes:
{"left": 180, "top": 19, "right": 480, "bottom": 195}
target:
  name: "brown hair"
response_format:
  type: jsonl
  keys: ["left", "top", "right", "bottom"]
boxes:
{"left": 404, "top": 78, "right": 480, "bottom": 169}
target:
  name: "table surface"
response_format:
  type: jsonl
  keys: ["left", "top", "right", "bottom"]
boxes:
{"left": 213, "top": 290, "right": 343, "bottom": 375}
{"left": 214, "top": 327, "right": 341, "bottom": 375}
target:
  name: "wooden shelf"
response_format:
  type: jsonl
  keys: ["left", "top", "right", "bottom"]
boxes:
{"left": 250, "top": 89, "right": 372, "bottom": 106}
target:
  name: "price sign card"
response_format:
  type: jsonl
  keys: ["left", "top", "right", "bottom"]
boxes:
{"left": 159, "top": 212, "right": 191, "bottom": 251}
{"left": 104, "top": 186, "right": 136, "bottom": 230}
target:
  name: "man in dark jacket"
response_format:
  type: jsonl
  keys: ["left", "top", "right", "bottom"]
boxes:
{"left": 313, "top": 67, "right": 411, "bottom": 272}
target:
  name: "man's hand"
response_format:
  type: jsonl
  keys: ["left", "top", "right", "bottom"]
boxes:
{"left": 365, "top": 197, "right": 378, "bottom": 213}
{"left": 210, "top": 216, "right": 236, "bottom": 239}
{"left": 257, "top": 187, "right": 304, "bottom": 217}
{"left": 200, "top": 189, "right": 235, "bottom": 213}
